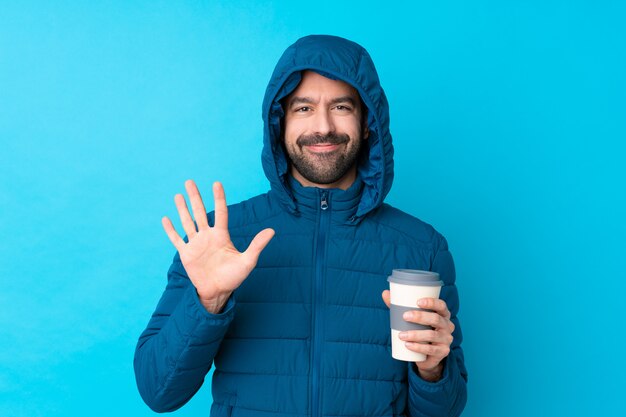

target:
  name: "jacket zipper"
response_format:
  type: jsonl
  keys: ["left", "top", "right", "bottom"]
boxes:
{"left": 311, "top": 190, "right": 329, "bottom": 417}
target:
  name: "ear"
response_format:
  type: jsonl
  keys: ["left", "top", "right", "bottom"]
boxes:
{"left": 360, "top": 102, "right": 369, "bottom": 140}
{"left": 361, "top": 118, "right": 370, "bottom": 140}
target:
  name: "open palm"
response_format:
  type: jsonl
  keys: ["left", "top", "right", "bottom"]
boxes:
{"left": 162, "top": 180, "right": 275, "bottom": 305}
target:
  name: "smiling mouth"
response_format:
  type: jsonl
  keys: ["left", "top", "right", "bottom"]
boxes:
{"left": 304, "top": 143, "right": 341, "bottom": 153}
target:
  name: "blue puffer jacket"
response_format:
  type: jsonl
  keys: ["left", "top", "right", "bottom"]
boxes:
{"left": 134, "top": 35, "right": 468, "bottom": 417}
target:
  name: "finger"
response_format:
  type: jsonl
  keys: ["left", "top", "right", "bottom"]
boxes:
{"left": 403, "top": 310, "right": 448, "bottom": 330}
{"left": 212, "top": 181, "right": 228, "bottom": 230}
{"left": 161, "top": 216, "right": 185, "bottom": 250}
{"left": 405, "top": 341, "right": 450, "bottom": 360}
{"left": 243, "top": 228, "right": 275, "bottom": 267}
{"left": 418, "top": 298, "right": 451, "bottom": 320}
{"left": 399, "top": 329, "right": 454, "bottom": 346}
{"left": 381, "top": 290, "right": 391, "bottom": 309}
{"left": 174, "top": 194, "right": 197, "bottom": 238}
{"left": 185, "top": 179, "right": 209, "bottom": 230}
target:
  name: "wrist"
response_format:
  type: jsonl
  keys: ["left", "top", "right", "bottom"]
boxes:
{"left": 416, "top": 362, "right": 444, "bottom": 382}
{"left": 198, "top": 290, "right": 232, "bottom": 314}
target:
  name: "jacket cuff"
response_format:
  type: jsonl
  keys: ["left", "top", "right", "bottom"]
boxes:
{"left": 407, "top": 352, "right": 457, "bottom": 392}
{"left": 188, "top": 285, "right": 236, "bottom": 320}
{"left": 174, "top": 285, "right": 236, "bottom": 338}
{"left": 407, "top": 350, "right": 467, "bottom": 417}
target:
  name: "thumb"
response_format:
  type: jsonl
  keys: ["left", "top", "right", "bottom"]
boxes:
{"left": 243, "top": 228, "right": 275, "bottom": 265}
{"left": 381, "top": 290, "right": 391, "bottom": 309}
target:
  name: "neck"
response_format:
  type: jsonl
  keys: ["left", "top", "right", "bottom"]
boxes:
{"left": 290, "top": 166, "right": 357, "bottom": 190}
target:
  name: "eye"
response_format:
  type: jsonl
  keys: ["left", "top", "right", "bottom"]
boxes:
{"left": 295, "top": 106, "right": 311, "bottom": 112}
{"left": 334, "top": 105, "right": 352, "bottom": 111}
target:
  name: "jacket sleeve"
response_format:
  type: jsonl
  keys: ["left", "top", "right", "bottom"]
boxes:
{"left": 133, "top": 251, "right": 236, "bottom": 413}
{"left": 406, "top": 235, "right": 468, "bottom": 417}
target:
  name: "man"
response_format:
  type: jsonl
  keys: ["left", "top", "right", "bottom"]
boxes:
{"left": 134, "top": 35, "right": 468, "bottom": 416}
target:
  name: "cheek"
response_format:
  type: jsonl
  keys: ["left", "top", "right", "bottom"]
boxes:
{"left": 338, "top": 118, "right": 362, "bottom": 139}
{"left": 283, "top": 118, "right": 305, "bottom": 143}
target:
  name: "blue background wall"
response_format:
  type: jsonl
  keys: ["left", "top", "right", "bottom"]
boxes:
{"left": 1, "top": 1, "right": 624, "bottom": 416}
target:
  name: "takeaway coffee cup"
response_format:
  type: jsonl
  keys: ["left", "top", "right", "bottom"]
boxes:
{"left": 388, "top": 269, "right": 444, "bottom": 362}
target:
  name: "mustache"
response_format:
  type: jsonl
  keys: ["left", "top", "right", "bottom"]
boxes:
{"left": 296, "top": 132, "right": 350, "bottom": 147}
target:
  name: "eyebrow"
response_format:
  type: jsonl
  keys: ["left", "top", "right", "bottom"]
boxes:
{"left": 288, "top": 95, "right": 358, "bottom": 108}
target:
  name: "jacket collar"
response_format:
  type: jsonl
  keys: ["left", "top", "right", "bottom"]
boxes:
{"left": 286, "top": 174, "right": 364, "bottom": 225}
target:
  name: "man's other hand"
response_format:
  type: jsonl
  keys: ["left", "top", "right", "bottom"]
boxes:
{"left": 382, "top": 291, "right": 454, "bottom": 382}
{"left": 162, "top": 180, "right": 275, "bottom": 313}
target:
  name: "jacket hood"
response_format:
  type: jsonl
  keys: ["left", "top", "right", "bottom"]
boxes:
{"left": 261, "top": 34, "right": 394, "bottom": 221}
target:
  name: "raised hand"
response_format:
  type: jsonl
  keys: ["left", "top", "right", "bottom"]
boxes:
{"left": 162, "top": 180, "right": 275, "bottom": 313}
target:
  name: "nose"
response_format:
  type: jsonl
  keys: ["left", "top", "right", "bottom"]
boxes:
{"left": 311, "top": 109, "right": 335, "bottom": 136}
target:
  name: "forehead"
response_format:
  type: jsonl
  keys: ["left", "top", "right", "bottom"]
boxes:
{"left": 288, "top": 70, "right": 360, "bottom": 100}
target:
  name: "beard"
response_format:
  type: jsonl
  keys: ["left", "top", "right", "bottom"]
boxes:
{"left": 284, "top": 132, "right": 363, "bottom": 185}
